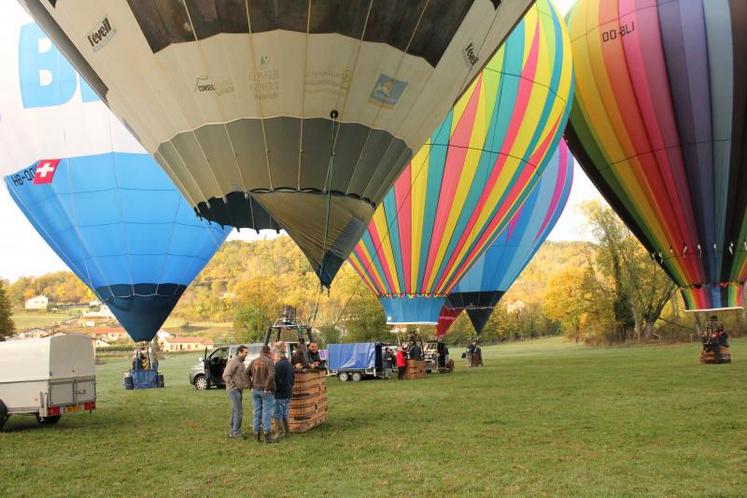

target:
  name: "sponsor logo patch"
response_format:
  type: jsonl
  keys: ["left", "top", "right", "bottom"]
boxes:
{"left": 87, "top": 17, "right": 117, "bottom": 52}
{"left": 369, "top": 74, "right": 407, "bottom": 108}
{"left": 194, "top": 75, "right": 234, "bottom": 96}
{"left": 463, "top": 42, "right": 479, "bottom": 67}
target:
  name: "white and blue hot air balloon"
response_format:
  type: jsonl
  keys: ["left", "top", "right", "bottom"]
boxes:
{"left": 0, "top": 5, "right": 231, "bottom": 342}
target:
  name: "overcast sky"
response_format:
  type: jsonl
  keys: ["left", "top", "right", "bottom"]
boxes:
{"left": 0, "top": 0, "right": 599, "bottom": 282}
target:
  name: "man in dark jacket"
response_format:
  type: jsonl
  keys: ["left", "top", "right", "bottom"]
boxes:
{"left": 292, "top": 341, "right": 325, "bottom": 370}
{"left": 248, "top": 346, "right": 276, "bottom": 443}
{"left": 222, "top": 345, "right": 249, "bottom": 439}
{"left": 408, "top": 341, "right": 423, "bottom": 361}
{"left": 272, "top": 345, "right": 295, "bottom": 440}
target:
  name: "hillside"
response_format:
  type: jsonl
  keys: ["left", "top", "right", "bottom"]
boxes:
{"left": 503, "top": 240, "right": 595, "bottom": 305}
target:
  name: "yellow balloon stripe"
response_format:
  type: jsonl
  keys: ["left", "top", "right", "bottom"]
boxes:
{"left": 371, "top": 207, "right": 400, "bottom": 292}
{"left": 409, "top": 146, "right": 430, "bottom": 291}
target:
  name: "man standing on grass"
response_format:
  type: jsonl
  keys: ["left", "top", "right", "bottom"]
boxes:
{"left": 272, "top": 345, "right": 294, "bottom": 440}
{"left": 222, "top": 345, "right": 249, "bottom": 439}
{"left": 248, "top": 345, "right": 276, "bottom": 443}
{"left": 396, "top": 346, "right": 406, "bottom": 380}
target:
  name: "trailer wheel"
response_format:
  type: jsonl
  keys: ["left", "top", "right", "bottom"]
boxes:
{"left": 0, "top": 400, "right": 7, "bottom": 432}
{"left": 194, "top": 375, "right": 208, "bottom": 391}
{"left": 338, "top": 372, "right": 349, "bottom": 382}
{"left": 351, "top": 372, "right": 363, "bottom": 382}
{"left": 36, "top": 414, "right": 61, "bottom": 425}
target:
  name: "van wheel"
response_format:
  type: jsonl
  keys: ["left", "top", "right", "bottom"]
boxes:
{"left": 194, "top": 375, "right": 208, "bottom": 390}
{"left": 36, "top": 414, "right": 61, "bottom": 425}
{"left": 351, "top": 372, "right": 363, "bottom": 382}
{"left": 338, "top": 372, "right": 349, "bottom": 382}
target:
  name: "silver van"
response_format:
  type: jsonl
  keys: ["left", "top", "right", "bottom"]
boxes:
{"left": 189, "top": 342, "right": 298, "bottom": 390}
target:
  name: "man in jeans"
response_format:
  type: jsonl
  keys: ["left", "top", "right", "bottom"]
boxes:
{"left": 272, "top": 345, "right": 295, "bottom": 440}
{"left": 222, "top": 345, "right": 249, "bottom": 439}
{"left": 248, "top": 345, "right": 276, "bottom": 443}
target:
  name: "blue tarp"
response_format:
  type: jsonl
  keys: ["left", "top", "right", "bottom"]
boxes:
{"left": 328, "top": 343, "right": 377, "bottom": 371}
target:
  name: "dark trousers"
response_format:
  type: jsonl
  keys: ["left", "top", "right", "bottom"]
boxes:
{"left": 397, "top": 366, "right": 405, "bottom": 380}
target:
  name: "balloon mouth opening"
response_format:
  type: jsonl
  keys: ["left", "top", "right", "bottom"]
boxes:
{"left": 684, "top": 306, "right": 743, "bottom": 313}
{"left": 385, "top": 320, "right": 439, "bottom": 326}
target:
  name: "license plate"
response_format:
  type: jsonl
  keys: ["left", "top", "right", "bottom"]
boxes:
{"left": 65, "top": 405, "right": 80, "bottom": 414}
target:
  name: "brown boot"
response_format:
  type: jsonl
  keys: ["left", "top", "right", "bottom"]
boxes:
{"left": 282, "top": 419, "right": 290, "bottom": 436}
{"left": 264, "top": 431, "right": 277, "bottom": 444}
{"left": 273, "top": 418, "right": 286, "bottom": 440}
{"left": 254, "top": 431, "right": 261, "bottom": 442}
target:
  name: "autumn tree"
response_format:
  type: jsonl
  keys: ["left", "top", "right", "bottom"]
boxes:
{"left": 544, "top": 266, "right": 593, "bottom": 342}
{"left": 341, "top": 292, "right": 390, "bottom": 342}
{"left": 0, "top": 280, "right": 16, "bottom": 340}
{"left": 582, "top": 201, "right": 635, "bottom": 341}
{"left": 582, "top": 200, "right": 674, "bottom": 342}
{"left": 233, "top": 304, "right": 270, "bottom": 343}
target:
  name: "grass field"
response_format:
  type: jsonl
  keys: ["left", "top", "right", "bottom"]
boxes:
{"left": 2, "top": 337, "right": 746, "bottom": 497}
{"left": 11, "top": 311, "right": 75, "bottom": 330}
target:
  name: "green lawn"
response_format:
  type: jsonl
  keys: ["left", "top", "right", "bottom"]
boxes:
{"left": 11, "top": 311, "right": 75, "bottom": 330}
{"left": 2, "top": 337, "right": 746, "bottom": 497}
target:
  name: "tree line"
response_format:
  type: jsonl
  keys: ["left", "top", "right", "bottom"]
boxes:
{"left": 3, "top": 201, "right": 742, "bottom": 344}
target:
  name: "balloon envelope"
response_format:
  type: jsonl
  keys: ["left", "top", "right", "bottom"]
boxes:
{"left": 1, "top": 9, "right": 231, "bottom": 342}
{"left": 566, "top": 0, "right": 747, "bottom": 311}
{"left": 435, "top": 306, "right": 463, "bottom": 340}
{"left": 19, "top": 0, "right": 534, "bottom": 286}
{"left": 349, "top": 0, "right": 574, "bottom": 324}
{"left": 447, "top": 141, "right": 573, "bottom": 334}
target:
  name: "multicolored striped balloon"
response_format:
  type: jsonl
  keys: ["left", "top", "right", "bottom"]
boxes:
{"left": 440, "top": 141, "right": 573, "bottom": 337}
{"left": 566, "top": 0, "right": 747, "bottom": 311}
{"left": 348, "top": 0, "right": 574, "bottom": 324}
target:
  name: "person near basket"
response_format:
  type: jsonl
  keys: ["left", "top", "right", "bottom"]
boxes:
{"left": 272, "top": 344, "right": 295, "bottom": 440}
{"left": 222, "top": 345, "right": 249, "bottom": 439}
{"left": 396, "top": 346, "right": 407, "bottom": 380}
{"left": 248, "top": 345, "right": 276, "bottom": 443}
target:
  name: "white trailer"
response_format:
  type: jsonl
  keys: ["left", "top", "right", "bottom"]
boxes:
{"left": 0, "top": 334, "right": 96, "bottom": 430}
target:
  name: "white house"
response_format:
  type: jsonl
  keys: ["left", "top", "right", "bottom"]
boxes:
{"left": 156, "top": 330, "right": 172, "bottom": 344}
{"left": 9, "top": 328, "right": 48, "bottom": 340}
{"left": 161, "top": 336, "right": 213, "bottom": 352}
{"left": 82, "top": 304, "right": 115, "bottom": 319}
{"left": 94, "top": 338, "right": 111, "bottom": 348}
{"left": 89, "top": 327, "right": 129, "bottom": 343}
{"left": 24, "top": 295, "right": 49, "bottom": 311}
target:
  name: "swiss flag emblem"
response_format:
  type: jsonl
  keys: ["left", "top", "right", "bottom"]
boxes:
{"left": 33, "top": 159, "right": 60, "bottom": 185}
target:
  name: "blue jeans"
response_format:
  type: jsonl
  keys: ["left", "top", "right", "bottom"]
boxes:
{"left": 227, "top": 388, "right": 243, "bottom": 436}
{"left": 252, "top": 390, "right": 275, "bottom": 432}
{"left": 274, "top": 397, "right": 290, "bottom": 420}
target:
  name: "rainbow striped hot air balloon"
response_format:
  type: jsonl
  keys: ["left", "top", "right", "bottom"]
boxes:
{"left": 437, "top": 141, "right": 573, "bottom": 338}
{"left": 566, "top": 0, "right": 747, "bottom": 311}
{"left": 348, "top": 0, "right": 574, "bottom": 325}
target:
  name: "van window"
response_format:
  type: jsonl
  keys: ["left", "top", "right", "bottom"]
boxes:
{"left": 210, "top": 348, "right": 229, "bottom": 361}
